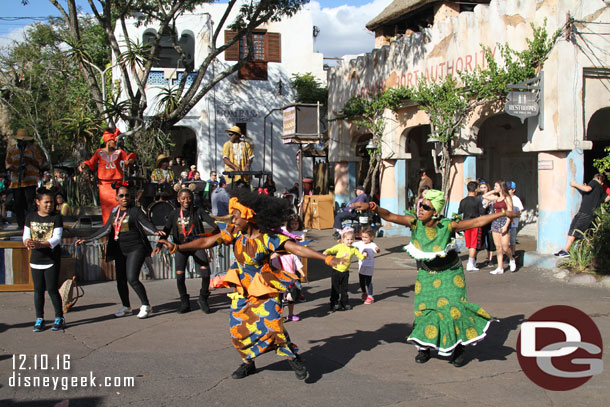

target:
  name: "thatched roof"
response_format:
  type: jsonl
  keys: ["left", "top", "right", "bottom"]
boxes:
{"left": 366, "top": 0, "right": 435, "bottom": 31}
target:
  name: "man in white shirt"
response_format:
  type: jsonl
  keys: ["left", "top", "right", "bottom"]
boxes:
{"left": 508, "top": 181, "right": 524, "bottom": 257}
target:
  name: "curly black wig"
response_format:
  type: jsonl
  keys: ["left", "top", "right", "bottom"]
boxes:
{"left": 230, "top": 187, "right": 291, "bottom": 234}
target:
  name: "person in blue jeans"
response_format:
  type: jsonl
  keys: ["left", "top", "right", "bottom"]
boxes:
{"left": 333, "top": 185, "right": 368, "bottom": 238}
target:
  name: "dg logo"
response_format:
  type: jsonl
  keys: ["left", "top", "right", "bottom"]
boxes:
{"left": 517, "top": 305, "right": 603, "bottom": 391}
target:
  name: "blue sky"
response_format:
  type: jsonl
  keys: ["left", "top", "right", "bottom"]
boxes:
{"left": 1, "top": 0, "right": 392, "bottom": 57}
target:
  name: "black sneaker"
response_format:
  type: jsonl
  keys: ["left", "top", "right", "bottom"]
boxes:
{"left": 415, "top": 349, "right": 431, "bottom": 364}
{"left": 287, "top": 356, "right": 308, "bottom": 380}
{"left": 449, "top": 344, "right": 467, "bottom": 367}
{"left": 330, "top": 303, "right": 339, "bottom": 312}
{"left": 51, "top": 317, "right": 65, "bottom": 331}
{"left": 341, "top": 304, "right": 352, "bottom": 311}
{"left": 231, "top": 362, "right": 256, "bottom": 379}
{"left": 554, "top": 250, "right": 570, "bottom": 258}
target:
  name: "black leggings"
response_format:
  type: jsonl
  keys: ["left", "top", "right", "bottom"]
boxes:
{"left": 175, "top": 250, "right": 210, "bottom": 299}
{"left": 359, "top": 273, "right": 373, "bottom": 296}
{"left": 32, "top": 264, "right": 63, "bottom": 318}
{"left": 114, "top": 247, "right": 149, "bottom": 307}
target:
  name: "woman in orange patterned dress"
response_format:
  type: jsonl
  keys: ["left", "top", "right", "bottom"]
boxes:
{"left": 159, "top": 188, "right": 344, "bottom": 380}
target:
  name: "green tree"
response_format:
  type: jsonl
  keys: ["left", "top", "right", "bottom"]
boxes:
{"left": 291, "top": 73, "right": 328, "bottom": 104}
{"left": 0, "top": 20, "right": 104, "bottom": 172}
{"left": 35, "top": 0, "right": 309, "bottom": 135}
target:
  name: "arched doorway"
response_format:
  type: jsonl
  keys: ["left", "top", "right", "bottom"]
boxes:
{"left": 403, "top": 125, "right": 438, "bottom": 199}
{"left": 476, "top": 113, "right": 538, "bottom": 235}
{"left": 170, "top": 126, "right": 197, "bottom": 167}
{"left": 585, "top": 107, "right": 610, "bottom": 181}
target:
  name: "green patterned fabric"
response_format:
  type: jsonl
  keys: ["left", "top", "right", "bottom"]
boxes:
{"left": 408, "top": 266, "right": 494, "bottom": 355}
{"left": 404, "top": 217, "right": 494, "bottom": 355}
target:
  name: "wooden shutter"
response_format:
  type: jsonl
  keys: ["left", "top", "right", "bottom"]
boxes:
{"left": 224, "top": 30, "right": 239, "bottom": 61}
{"left": 267, "top": 32, "right": 281, "bottom": 63}
{"left": 239, "top": 61, "right": 268, "bottom": 81}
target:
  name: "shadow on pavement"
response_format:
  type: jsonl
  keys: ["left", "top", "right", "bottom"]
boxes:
{"left": 470, "top": 313, "right": 525, "bottom": 363}
{"left": 262, "top": 322, "right": 411, "bottom": 383}
{"left": 1, "top": 397, "right": 104, "bottom": 407}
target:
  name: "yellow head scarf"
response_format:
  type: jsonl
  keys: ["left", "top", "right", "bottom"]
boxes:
{"left": 423, "top": 189, "right": 445, "bottom": 214}
{"left": 228, "top": 197, "right": 256, "bottom": 222}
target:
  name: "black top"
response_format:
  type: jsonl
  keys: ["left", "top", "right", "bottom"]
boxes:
{"left": 578, "top": 180, "right": 605, "bottom": 215}
{"left": 157, "top": 207, "right": 217, "bottom": 247}
{"left": 458, "top": 196, "right": 485, "bottom": 220}
{"left": 25, "top": 212, "right": 63, "bottom": 265}
{"left": 84, "top": 205, "right": 157, "bottom": 260}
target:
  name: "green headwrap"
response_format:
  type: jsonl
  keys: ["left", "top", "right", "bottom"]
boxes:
{"left": 423, "top": 189, "right": 445, "bottom": 214}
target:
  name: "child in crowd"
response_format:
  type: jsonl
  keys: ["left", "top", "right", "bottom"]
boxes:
{"left": 282, "top": 214, "right": 305, "bottom": 241}
{"left": 23, "top": 188, "right": 64, "bottom": 332}
{"left": 323, "top": 227, "right": 366, "bottom": 311}
{"left": 271, "top": 251, "right": 305, "bottom": 321}
{"left": 353, "top": 226, "right": 380, "bottom": 304}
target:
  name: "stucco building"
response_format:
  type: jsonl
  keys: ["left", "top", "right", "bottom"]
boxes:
{"left": 115, "top": 4, "right": 324, "bottom": 190}
{"left": 327, "top": 0, "right": 610, "bottom": 255}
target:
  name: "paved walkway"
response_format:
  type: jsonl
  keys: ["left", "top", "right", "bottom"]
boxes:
{"left": 1, "top": 229, "right": 608, "bottom": 407}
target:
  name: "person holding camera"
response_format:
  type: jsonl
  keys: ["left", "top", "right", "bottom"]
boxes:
{"left": 5, "top": 129, "right": 44, "bottom": 229}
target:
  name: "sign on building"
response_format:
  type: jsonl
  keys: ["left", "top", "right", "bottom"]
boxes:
{"left": 505, "top": 91, "right": 539, "bottom": 123}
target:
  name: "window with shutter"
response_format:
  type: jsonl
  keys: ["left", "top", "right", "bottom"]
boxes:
{"left": 225, "top": 30, "right": 280, "bottom": 80}
{"left": 224, "top": 30, "right": 239, "bottom": 61}
{"left": 267, "top": 32, "right": 281, "bottom": 63}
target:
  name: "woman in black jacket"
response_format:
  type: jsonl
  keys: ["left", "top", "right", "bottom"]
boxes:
{"left": 152, "top": 188, "right": 218, "bottom": 314}
{"left": 75, "top": 182, "right": 165, "bottom": 319}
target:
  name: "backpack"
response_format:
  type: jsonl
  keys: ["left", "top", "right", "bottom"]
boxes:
{"left": 58, "top": 276, "right": 84, "bottom": 313}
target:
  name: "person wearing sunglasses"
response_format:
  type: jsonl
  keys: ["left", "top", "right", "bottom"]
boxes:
{"left": 353, "top": 189, "right": 517, "bottom": 367}
{"left": 75, "top": 182, "right": 166, "bottom": 319}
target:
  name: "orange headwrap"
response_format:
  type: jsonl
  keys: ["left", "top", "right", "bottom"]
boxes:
{"left": 228, "top": 197, "right": 256, "bottom": 222}
{"left": 103, "top": 129, "right": 121, "bottom": 143}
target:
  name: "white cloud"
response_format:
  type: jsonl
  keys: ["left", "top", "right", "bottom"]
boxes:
{"left": 0, "top": 26, "right": 29, "bottom": 50}
{"left": 307, "top": 0, "right": 393, "bottom": 59}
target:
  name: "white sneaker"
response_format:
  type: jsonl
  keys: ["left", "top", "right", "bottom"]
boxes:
{"left": 509, "top": 260, "right": 517, "bottom": 272}
{"left": 466, "top": 263, "right": 479, "bottom": 272}
{"left": 490, "top": 268, "right": 504, "bottom": 275}
{"left": 114, "top": 306, "right": 132, "bottom": 318}
{"left": 137, "top": 305, "right": 152, "bottom": 319}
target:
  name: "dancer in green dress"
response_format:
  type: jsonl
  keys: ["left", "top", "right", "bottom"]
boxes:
{"left": 354, "top": 189, "right": 517, "bottom": 367}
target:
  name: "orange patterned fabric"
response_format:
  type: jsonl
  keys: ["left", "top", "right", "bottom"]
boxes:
{"left": 218, "top": 222, "right": 299, "bottom": 361}
{"left": 228, "top": 197, "right": 256, "bottom": 221}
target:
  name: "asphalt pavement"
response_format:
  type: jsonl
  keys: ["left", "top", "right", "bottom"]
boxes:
{"left": 1, "top": 229, "right": 609, "bottom": 407}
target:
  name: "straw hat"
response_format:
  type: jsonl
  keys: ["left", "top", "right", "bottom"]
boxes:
{"left": 13, "top": 128, "right": 34, "bottom": 141}
{"left": 225, "top": 125, "right": 243, "bottom": 136}
{"left": 156, "top": 154, "right": 170, "bottom": 167}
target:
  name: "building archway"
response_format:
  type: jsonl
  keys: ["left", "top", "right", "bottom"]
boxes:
{"left": 476, "top": 113, "right": 538, "bottom": 234}
{"left": 585, "top": 106, "right": 610, "bottom": 181}
{"left": 170, "top": 126, "right": 197, "bottom": 167}
{"left": 402, "top": 125, "right": 438, "bottom": 198}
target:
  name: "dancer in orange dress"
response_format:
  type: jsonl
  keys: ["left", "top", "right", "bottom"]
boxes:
{"left": 78, "top": 128, "right": 136, "bottom": 224}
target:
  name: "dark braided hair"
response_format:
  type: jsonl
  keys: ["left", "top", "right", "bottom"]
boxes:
{"left": 229, "top": 188, "right": 291, "bottom": 234}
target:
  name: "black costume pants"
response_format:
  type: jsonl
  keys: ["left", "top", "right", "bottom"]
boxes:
{"left": 114, "top": 247, "right": 149, "bottom": 307}
{"left": 13, "top": 186, "right": 36, "bottom": 228}
{"left": 174, "top": 250, "right": 211, "bottom": 299}
{"left": 32, "top": 264, "right": 63, "bottom": 318}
